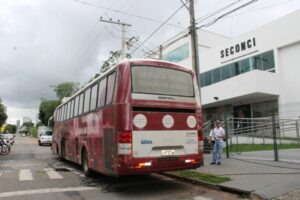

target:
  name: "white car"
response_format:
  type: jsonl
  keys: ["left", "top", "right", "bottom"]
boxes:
{"left": 38, "top": 127, "right": 53, "bottom": 146}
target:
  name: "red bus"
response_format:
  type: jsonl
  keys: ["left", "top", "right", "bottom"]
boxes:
{"left": 52, "top": 59, "right": 203, "bottom": 176}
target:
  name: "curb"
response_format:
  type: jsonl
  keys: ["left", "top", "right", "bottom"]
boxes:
{"left": 161, "top": 172, "right": 259, "bottom": 199}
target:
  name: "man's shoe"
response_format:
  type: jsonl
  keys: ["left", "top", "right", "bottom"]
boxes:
{"left": 210, "top": 162, "right": 216, "bottom": 165}
{"left": 217, "top": 162, "right": 221, "bottom": 165}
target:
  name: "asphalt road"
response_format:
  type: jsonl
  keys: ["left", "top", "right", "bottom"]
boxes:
{"left": 0, "top": 135, "right": 242, "bottom": 200}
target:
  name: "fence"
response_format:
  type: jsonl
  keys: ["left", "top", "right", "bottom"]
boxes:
{"left": 203, "top": 116, "right": 300, "bottom": 162}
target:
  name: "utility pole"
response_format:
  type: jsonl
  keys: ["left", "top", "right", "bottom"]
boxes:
{"left": 189, "top": 0, "right": 200, "bottom": 85}
{"left": 99, "top": 17, "right": 132, "bottom": 59}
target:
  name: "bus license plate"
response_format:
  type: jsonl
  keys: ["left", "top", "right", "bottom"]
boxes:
{"left": 161, "top": 150, "right": 175, "bottom": 156}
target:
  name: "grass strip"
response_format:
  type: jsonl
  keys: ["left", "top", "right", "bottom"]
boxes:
{"left": 168, "top": 170, "right": 231, "bottom": 184}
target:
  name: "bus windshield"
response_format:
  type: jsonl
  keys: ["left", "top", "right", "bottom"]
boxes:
{"left": 131, "top": 65, "right": 194, "bottom": 97}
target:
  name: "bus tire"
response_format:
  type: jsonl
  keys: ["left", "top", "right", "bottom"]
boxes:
{"left": 82, "top": 150, "right": 91, "bottom": 177}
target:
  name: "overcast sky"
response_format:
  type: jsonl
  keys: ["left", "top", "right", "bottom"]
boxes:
{"left": 1, "top": 0, "right": 300, "bottom": 124}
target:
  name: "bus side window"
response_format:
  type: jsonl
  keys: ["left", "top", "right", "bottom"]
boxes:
{"left": 90, "top": 83, "right": 98, "bottom": 111}
{"left": 83, "top": 88, "right": 91, "bottom": 113}
{"left": 98, "top": 78, "right": 107, "bottom": 107}
{"left": 70, "top": 99, "right": 74, "bottom": 118}
{"left": 74, "top": 96, "right": 79, "bottom": 117}
{"left": 67, "top": 101, "right": 71, "bottom": 119}
{"left": 106, "top": 72, "right": 116, "bottom": 105}
{"left": 78, "top": 93, "right": 84, "bottom": 115}
{"left": 58, "top": 108, "right": 62, "bottom": 122}
{"left": 64, "top": 105, "right": 68, "bottom": 120}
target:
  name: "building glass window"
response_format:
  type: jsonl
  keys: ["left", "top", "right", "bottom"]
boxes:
{"left": 240, "top": 58, "right": 251, "bottom": 74}
{"left": 262, "top": 51, "right": 275, "bottom": 71}
{"left": 231, "top": 62, "right": 240, "bottom": 76}
{"left": 221, "top": 64, "right": 232, "bottom": 80}
{"left": 203, "top": 71, "right": 212, "bottom": 86}
{"left": 200, "top": 50, "right": 275, "bottom": 88}
{"left": 252, "top": 55, "right": 263, "bottom": 70}
{"left": 212, "top": 68, "right": 221, "bottom": 83}
{"left": 163, "top": 43, "right": 189, "bottom": 62}
{"left": 200, "top": 74, "right": 205, "bottom": 87}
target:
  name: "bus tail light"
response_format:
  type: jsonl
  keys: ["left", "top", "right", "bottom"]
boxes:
{"left": 134, "top": 162, "right": 152, "bottom": 168}
{"left": 198, "top": 130, "right": 203, "bottom": 151}
{"left": 185, "top": 159, "right": 196, "bottom": 164}
{"left": 118, "top": 131, "right": 132, "bottom": 155}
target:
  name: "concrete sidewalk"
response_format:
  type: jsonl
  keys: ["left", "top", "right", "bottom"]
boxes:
{"left": 197, "top": 154, "right": 300, "bottom": 199}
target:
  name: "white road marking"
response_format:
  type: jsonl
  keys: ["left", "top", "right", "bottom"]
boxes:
{"left": 19, "top": 169, "right": 33, "bottom": 181}
{"left": 0, "top": 187, "right": 96, "bottom": 198}
{"left": 44, "top": 168, "right": 63, "bottom": 179}
{"left": 0, "top": 163, "right": 41, "bottom": 167}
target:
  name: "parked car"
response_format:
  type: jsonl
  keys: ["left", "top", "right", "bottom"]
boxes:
{"left": 37, "top": 126, "right": 53, "bottom": 146}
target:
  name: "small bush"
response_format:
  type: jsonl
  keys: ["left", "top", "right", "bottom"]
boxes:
{"left": 30, "top": 127, "right": 38, "bottom": 138}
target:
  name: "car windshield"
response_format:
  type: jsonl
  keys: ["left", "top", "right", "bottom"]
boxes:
{"left": 42, "top": 131, "right": 53, "bottom": 136}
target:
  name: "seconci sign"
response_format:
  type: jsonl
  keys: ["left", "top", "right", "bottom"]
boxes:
{"left": 220, "top": 37, "right": 256, "bottom": 59}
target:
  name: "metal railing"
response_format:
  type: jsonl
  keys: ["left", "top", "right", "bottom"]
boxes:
{"left": 203, "top": 116, "right": 300, "bottom": 161}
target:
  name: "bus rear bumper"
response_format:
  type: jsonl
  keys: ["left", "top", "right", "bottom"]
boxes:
{"left": 116, "top": 155, "right": 202, "bottom": 176}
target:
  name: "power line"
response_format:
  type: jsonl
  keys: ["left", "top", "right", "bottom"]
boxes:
{"left": 72, "top": 0, "right": 185, "bottom": 29}
{"left": 131, "top": 2, "right": 187, "bottom": 55}
{"left": 196, "top": 0, "right": 258, "bottom": 29}
{"left": 195, "top": 0, "right": 245, "bottom": 24}
{"left": 222, "top": 0, "right": 296, "bottom": 19}
{"left": 143, "top": 0, "right": 259, "bottom": 58}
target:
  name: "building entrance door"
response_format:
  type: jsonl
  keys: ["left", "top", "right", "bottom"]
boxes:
{"left": 233, "top": 104, "right": 251, "bottom": 134}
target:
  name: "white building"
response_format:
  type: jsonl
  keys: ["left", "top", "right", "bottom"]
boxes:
{"left": 157, "top": 10, "right": 300, "bottom": 122}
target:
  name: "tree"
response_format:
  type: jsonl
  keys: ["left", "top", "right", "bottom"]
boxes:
{"left": 38, "top": 98, "right": 60, "bottom": 125}
{"left": 4, "top": 124, "right": 17, "bottom": 133}
{"left": 100, "top": 50, "right": 131, "bottom": 74}
{"left": 0, "top": 98, "right": 7, "bottom": 128}
{"left": 53, "top": 82, "right": 79, "bottom": 101}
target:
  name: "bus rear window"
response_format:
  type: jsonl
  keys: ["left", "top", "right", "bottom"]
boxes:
{"left": 131, "top": 66, "right": 194, "bottom": 97}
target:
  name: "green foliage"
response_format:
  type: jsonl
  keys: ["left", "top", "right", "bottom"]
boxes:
{"left": 169, "top": 170, "right": 231, "bottom": 184}
{"left": 30, "top": 127, "right": 38, "bottom": 138}
{"left": 53, "top": 82, "right": 79, "bottom": 100}
{"left": 0, "top": 98, "right": 7, "bottom": 127}
{"left": 38, "top": 98, "right": 60, "bottom": 125}
{"left": 100, "top": 50, "right": 131, "bottom": 74}
{"left": 4, "top": 124, "right": 17, "bottom": 133}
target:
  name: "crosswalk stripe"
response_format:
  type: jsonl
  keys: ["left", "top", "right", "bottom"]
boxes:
{"left": 19, "top": 169, "right": 33, "bottom": 181}
{"left": 44, "top": 168, "right": 63, "bottom": 179}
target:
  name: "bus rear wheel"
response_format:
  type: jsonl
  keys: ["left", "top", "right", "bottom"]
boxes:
{"left": 82, "top": 151, "right": 91, "bottom": 177}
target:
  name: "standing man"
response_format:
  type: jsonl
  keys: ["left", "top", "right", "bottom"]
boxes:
{"left": 210, "top": 120, "right": 225, "bottom": 165}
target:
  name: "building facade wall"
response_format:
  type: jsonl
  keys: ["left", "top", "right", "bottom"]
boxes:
{"left": 278, "top": 41, "right": 300, "bottom": 119}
